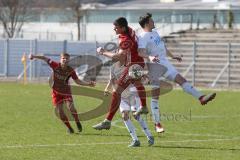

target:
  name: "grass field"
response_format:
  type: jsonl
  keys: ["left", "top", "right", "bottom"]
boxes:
{"left": 0, "top": 83, "right": 239, "bottom": 160}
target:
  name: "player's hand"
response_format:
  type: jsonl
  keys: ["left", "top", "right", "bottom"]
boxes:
{"left": 96, "top": 47, "right": 104, "bottom": 55}
{"left": 172, "top": 55, "right": 182, "bottom": 62}
{"left": 141, "top": 74, "right": 150, "bottom": 84}
{"left": 29, "top": 54, "right": 34, "bottom": 60}
{"left": 88, "top": 81, "right": 96, "bottom": 87}
{"left": 103, "top": 90, "right": 110, "bottom": 96}
{"left": 149, "top": 55, "right": 160, "bottom": 63}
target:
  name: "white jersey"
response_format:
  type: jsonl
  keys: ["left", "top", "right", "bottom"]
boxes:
{"left": 138, "top": 30, "right": 179, "bottom": 83}
{"left": 138, "top": 30, "right": 167, "bottom": 60}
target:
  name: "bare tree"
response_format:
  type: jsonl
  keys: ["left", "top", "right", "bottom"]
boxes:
{"left": 0, "top": 0, "right": 33, "bottom": 38}
{"left": 68, "top": 0, "right": 85, "bottom": 41}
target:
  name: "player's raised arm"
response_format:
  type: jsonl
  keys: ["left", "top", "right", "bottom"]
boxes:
{"left": 138, "top": 48, "right": 159, "bottom": 63}
{"left": 29, "top": 54, "right": 49, "bottom": 63}
{"left": 97, "top": 47, "right": 127, "bottom": 62}
{"left": 73, "top": 79, "right": 96, "bottom": 87}
{"left": 166, "top": 48, "right": 182, "bottom": 62}
{"left": 104, "top": 79, "right": 113, "bottom": 96}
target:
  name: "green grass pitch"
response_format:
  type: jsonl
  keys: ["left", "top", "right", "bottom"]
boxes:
{"left": 0, "top": 83, "right": 239, "bottom": 160}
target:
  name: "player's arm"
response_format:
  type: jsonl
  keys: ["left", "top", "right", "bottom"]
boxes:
{"left": 29, "top": 54, "right": 49, "bottom": 63}
{"left": 71, "top": 69, "right": 96, "bottom": 87}
{"left": 138, "top": 48, "right": 160, "bottom": 63}
{"left": 97, "top": 47, "right": 126, "bottom": 61}
{"left": 166, "top": 47, "right": 182, "bottom": 62}
{"left": 138, "top": 35, "right": 159, "bottom": 63}
{"left": 73, "top": 79, "right": 96, "bottom": 87}
{"left": 104, "top": 79, "right": 113, "bottom": 96}
{"left": 29, "top": 54, "right": 59, "bottom": 69}
{"left": 104, "top": 66, "right": 116, "bottom": 96}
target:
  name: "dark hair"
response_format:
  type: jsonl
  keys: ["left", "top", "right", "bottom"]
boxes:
{"left": 138, "top": 13, "right": 152, "bottom": 28}
{"left": 113, "top": 17, "right": 130, "bottom": 35}
{"left": 61, "top": 53, "right": 70, "bottom": 58}
{"left": 114, "top": 18, "right": 136, "bottom": 48}
{"left": 114, "top": 17, "right": 128, "bottom": 28}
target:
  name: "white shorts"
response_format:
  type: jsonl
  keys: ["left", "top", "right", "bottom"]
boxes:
{"left": 119, "top": 97, "right": 138, "bottom": 113}
{"left": 147, "top": 58, "right": 179, "bottom": 87}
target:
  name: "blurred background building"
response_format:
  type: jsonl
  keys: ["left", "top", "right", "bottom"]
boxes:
{"left": 0, "top": 0, "right": 239, "bottom": 41}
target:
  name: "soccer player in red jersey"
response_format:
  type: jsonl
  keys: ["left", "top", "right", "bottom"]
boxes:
{"left": 93, "top": 17, "right": 157, "bottom": 130}
{"left": 29, "top": 53, "right": 95, "bottom": 134}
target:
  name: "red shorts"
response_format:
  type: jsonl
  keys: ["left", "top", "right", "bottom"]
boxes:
{"left": 51, "top": 90, "right": 73, "bottom": 106}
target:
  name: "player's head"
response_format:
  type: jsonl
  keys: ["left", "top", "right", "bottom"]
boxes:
{"left": 139, "top": 13, "right": 155, "bottom": 30}
{"left": 60, "top": 53, "right": 70, "bottom": 66}
{"left": 113, "top": 17, "right": 128, "bottom": 35}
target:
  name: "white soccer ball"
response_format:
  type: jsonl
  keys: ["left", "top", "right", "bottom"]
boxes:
{"left": 128, "top": 64, "right": 144, "bottom": 79}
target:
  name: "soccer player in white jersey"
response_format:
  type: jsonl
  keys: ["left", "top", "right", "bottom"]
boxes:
{"left": 137, "top": 13, "right": 216, "bottom": 132}
{"left": 104, "top": 56, "right": 154, "bottom": 147}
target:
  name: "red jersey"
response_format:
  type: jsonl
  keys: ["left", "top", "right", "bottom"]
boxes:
{"left": 118, "top": 27, "right": 144, "bottom": 67}
{"left": 47, "top": 59, "right": 78, "bottom": 95}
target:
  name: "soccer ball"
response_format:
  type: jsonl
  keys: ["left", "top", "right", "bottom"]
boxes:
{"left": 128, "top": 64, "right": 144, "bottom": 79}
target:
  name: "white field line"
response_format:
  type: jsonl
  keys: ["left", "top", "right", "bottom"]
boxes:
{"left": 192, "top": 115, "right": 240, "bottom": 119}
{"left": 0, "top": 142, "right": 129, "bottom": 149}
{"left": 167, "top": 132, "right": 237, "bottom": 138}
{"left": 112, "top": 119, "right": 238, "bottom": 139}
{"left": 0, "top": 138, "right": 239, "bottom": 149}
{"left": 172, "top": 87, "right": 240, "bottom": 92}
{"left": 161, "top": 138, "right": 240, "bottom": 143}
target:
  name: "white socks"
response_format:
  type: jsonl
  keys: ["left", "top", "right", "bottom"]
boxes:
{"left": 124, "top": 117, "right": 153, "bottom": 141}
{"left": 151, "top": 99, "right": 160, "bottom": 124}
{"left": 124, "top": 119, "right": 138, "bottom": 141}
{"left": 136, "top": 116, "right": 152, "bottom": 137}
{"left": 181, "top": 82, "right": 203, "bottom": 99}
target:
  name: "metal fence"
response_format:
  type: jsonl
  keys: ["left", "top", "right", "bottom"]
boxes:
{"left": 167, "top": 42, "right": 240, "bottom": 88}
{"left": 0, "top": 39, "right": 239, "bottom": 88}
{"left": 0, "top": 39, "right": 108, "bottom": 81}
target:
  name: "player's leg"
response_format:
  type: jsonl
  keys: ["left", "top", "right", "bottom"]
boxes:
{"left": 66, "top": 101, "right": 82, "bottom": 132}
{"left": 174, "top": 74, "right": 216, "bottom": 105}
{"left": 150, "top": 86, "right": 164, "bottom": 133}
{"left": 93, "top": 67, "right": 133, "bottom": 130}
{"left": 120, "top": 99, "right": 140, "bottom": 147}
{"left": 133, "top": 114, "right": 154, "bottom": 146}
{"left": 143, "top": 62, "right": 165, "bottom": 132}
{"left": 163, "top": 59, "right": 216, "bottom": 105}
{"left": 105, "top": 81, "right": 130, "bottom": 121}
{"left": 55, "top": 103, "right": 74, "bottom": 134}
{"left": 92, "top": 81, "right": 131, "bottom": 130}
{"left": 132, "top": 100, "right": 154, "bottom": 146}
{"left": 132, "top": 79, "right": 148, "bottom": 115}
{"left": 131, "top": 96, "right": 154, "bottom": 146}
{"left": 52, "top": 91, "right": 74, "bottom": 133}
